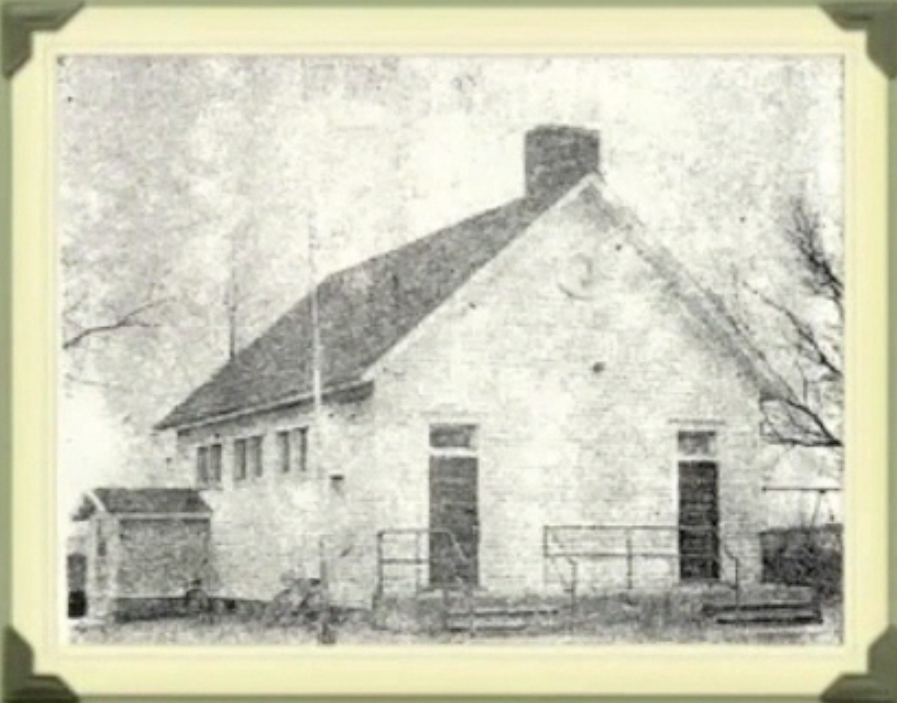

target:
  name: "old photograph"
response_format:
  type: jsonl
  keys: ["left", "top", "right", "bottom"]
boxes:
{"left": 59, "top": 55, "right": 844, "bottom": 645}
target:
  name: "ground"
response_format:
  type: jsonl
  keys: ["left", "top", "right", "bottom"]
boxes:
{"left": 69, "top": 602, "right": 842, "bottom": 646}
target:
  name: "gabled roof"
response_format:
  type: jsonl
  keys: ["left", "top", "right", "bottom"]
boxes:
{"left": 73, "top": 488, "right": 212, "bottom": 520}
{"left": 156, "top": 196, "right": 555, "bottom": 430}
{"left": 158, "top": 169, "right": 791, "bottom": 432}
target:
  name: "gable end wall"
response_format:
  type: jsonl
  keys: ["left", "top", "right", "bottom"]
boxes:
{"left": 369, "top": 185, "right": 769, "bottom": 596}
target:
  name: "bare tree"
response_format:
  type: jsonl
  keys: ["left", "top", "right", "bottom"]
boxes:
{"left": 59, "top": 58, "right": 234, "bottom": 412}
{"left": 745, "top": 199, "right": 843, "bottom": 450}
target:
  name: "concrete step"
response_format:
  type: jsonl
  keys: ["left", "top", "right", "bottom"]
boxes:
{"left": 445, "top": 604, "right": 563, "bottom": 633}
{"left": 712, "top": 605, "right": 823, "bottom": 626}
{"left": 704, "top": 598, "right": 818, "bottom": 614}
{"left": 703, "top": 584, "right": 817, "bottom": 608}
{"left": 445, "top": 614, "right": 562, "bottom": 632}
{"left": 445, "top": 617, "right": 530, "bottom": 633}
{"left": 447, "top": 605, "right": 561, "bottom": 618}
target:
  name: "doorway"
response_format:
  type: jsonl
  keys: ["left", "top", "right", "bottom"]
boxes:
{"left": 678, "top": 460, "right": 721, "bottom": 580}
{"left": 428, "top": 423, "right": 479, "bottom": 587}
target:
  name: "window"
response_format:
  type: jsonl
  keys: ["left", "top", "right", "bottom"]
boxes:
{"left": 429, "top": 423, "right": 478, "bottom": 451}
{"left": 197, "top": 443, "right": 223, "bottom": 488}
{"left": 677, "top": 430, "right": 717, "bottom": 457}
{"left": 196, "top": 446, "right": 210, "bottom": 486}
{"left": 234, "top": 439, "right": 247, "bottom": 481}
{"left": 248, "top": 435, "right": 264, "bottom": 477}
{"left": 209, "top": 444, "right": 223, "bottom": 485}
{"left": 276, "top": 431, "right": 290, "bottom": 473}
{"left": 293, "top": 427, "right": 309, "bottom": 473}
{"left": 278, "top": 427, "right": 309, "bottom": 474}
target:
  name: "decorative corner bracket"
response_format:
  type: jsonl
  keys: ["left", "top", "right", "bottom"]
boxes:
{"left": 822, "top": 626, "right": 897, "bottom": 703}
{"left": 822, "top": 2, "right": 897, "bottom": 79}
{"left": 2, "top": 1, "right": 84, "bottom": 79}
{"left": 2, "top": 627, "right": 77, "bottom": 703}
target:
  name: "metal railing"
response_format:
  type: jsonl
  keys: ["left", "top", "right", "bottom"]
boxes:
{"left": 543, "top": 524, "right": 743, "bottom": 627}
{"left": 374, "top": 528, "right": 477, "bottom": 633}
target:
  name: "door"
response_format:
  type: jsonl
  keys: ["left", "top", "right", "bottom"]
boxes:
{"left": 67, "top": 553, "right": 87, "bottom": 618}
{"left": 429, "top": 456, "right": 479, "bottom": 587}
{"left": 678, "top": 460, "right": 720, "bottom": 581}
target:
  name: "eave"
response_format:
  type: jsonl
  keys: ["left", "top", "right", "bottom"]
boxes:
{"left": 155, "top": 379, "right": 375, "bottom": 434}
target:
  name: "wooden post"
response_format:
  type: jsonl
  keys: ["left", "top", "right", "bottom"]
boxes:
{"left": 626, "top": 529, "right": 634, "bottom": 592}
{"left": 414, "top": 531, "right": 421, "bottom": 593}
{"left": 734, "top": 560, "right": 741, "bottom": 610}
{"left": 317, "top": 536, "right": 335, "bottom": 645}
{"left": 468, "top": 582, "right": 476, "bottom": 639}
{"left": 569, "top": 561, "right": 578, "bottom": 634}
{"left": 375, "top": 532, "right": 385, "bottom": 603}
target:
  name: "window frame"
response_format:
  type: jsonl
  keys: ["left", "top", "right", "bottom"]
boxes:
{"left": 276, "top": 430, "right": 291, "bottom": 474}
{"left": 429, "top": 422, "right": 479, "bottom": 457}
{"left": 196, "top": 445, "right": 210, "bottom": 488}
{"left": 234, "top": 438, "right": 248, "bottom": 483}
{"left": 248, "top": 435, "right": 264, "bottom": 478}
{"left": 208, "top": 443, "right": 223, "bottom": 487}
{"left": 677, "top": 429, "right": 719, "bottom": 460}
{"left": 275, "top": 426, "right": 310, "bottom": 475}
{"left": 196, "top": 442, "right": 224, "bottom": 489}
{"left": 293, "top": 426, "right": 309, "bottom": 474}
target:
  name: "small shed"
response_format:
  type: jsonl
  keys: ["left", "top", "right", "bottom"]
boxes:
{"left": 71, "top": 487, "right": 213, "bottom": 620}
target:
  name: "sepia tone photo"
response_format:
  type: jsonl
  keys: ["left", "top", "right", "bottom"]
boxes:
{"left": 59, "top": 55, "right": 844, "bottom": 645}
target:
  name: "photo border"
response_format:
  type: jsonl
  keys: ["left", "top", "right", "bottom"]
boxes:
{"left": 0, "top": 2, "right": 893, "bottom": 701}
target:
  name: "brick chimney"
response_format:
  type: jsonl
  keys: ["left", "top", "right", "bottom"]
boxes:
{"left": 525, "top": 125, "right": 600, "bottom": 201}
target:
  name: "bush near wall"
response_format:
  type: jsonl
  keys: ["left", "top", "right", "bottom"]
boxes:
{"left": 113, "top": 597, "right": 188, "bottom": 622}
{"left": 760, "top": 525, "right": 842, "bottom": 598}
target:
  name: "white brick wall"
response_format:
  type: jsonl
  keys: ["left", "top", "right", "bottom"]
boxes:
{"left": 86, "top": 514, "right": 119, "bottom": 618}
{"left": 370, "top": 185, "right": 770, "bottom": 596}
{"left": 175, "top": 398, "right": 375, "bottom": 604}
{"left": 170, "top": 182, "right": 775, "bottom": 605}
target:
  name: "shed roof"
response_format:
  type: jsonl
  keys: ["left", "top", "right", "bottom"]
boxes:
{"left": 75, "top": 488, "right": 212, "bottom": 519}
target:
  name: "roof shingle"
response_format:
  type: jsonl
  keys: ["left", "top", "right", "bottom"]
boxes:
{"left": 156, "top": 196, "right": 554, "bottom": 430}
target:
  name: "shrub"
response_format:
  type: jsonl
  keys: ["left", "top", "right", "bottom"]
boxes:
{"left": 761, "top": 526, "right": 842, "bottom": 599}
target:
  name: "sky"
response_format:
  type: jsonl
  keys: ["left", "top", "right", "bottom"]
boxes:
{"left": 57, "top": 55, "right": 844, "bottom": 516}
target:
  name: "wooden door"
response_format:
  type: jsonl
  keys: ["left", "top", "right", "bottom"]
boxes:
{"left": 429, "top": 456, "right": 479, "bottom": 587}
{"left": 678, "top": 461, "right": 720, "bottom": 581}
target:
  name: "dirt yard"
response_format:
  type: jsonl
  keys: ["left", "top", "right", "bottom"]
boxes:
{"left": 69, "top": 604, "right": 842, "bottom": 646}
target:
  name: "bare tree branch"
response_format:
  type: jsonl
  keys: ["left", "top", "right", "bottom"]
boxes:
{"left": 63, "top": 297, "right": 171, "bottom": 350}
{"left": 761, "top": 396, "right": 842, "bottom": 448}
{"left": 788, "top": 198, "right": 843, "bottom": 314}
{"left": 734, "top": 199, "right": 843, "bottom": 452}
{"left": 744, "top": 282, "right": 842, "bottom": 381}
